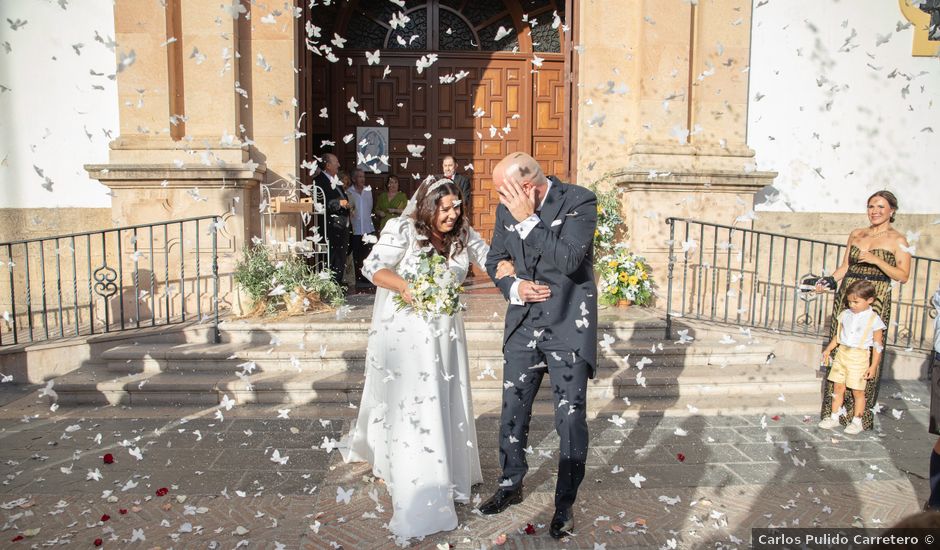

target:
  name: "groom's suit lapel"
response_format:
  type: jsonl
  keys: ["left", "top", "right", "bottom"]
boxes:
{"left": 537, "top": 176, "right": 566, "bottom": 228}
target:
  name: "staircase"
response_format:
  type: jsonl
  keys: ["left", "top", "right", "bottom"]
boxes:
{"left": 52, "top": 296, "right": 824, "bottom": 416}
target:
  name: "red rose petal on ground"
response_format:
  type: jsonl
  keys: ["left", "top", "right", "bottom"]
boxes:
{"left": 11, "top": 535, "right": 24, "bottom": 542}
{"left": 771, "top": 415, "right": 781, "bottom": 421}
{"left": 524, "top": 523, "right": 536, "bottom": 535}
{"left": 100, "top": 514, "right": 110, "bottom": 522}
{"left": 119, "top": 509, "right": 127, "bottom": 515}
{"left": 676, "top": 453, "right": 686, "bottom": 462}
{"left": 102, "top": 453, "right": 114, "bottom": 464}
{"left": 94, "top": 538, "right": 103, "bottom": 547}
{"left": 156, "top": 487, "right": 169, "bottom": 497}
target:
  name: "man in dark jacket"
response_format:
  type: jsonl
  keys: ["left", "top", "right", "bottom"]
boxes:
{"left": 314, "top": 153, "right": 351, "bottom": 290}
{"left": 480, "top": 152, "right": 597, "bottom": 540}
{"left": 442, "top": 155, "right": 471, "bottom": 220}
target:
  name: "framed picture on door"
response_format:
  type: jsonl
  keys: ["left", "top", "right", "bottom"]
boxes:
{"left": 356, "top": 126, "right": 389, "bottom": 173}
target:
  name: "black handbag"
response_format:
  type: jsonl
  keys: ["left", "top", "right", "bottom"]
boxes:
{"left": 799, "top": 274, "right": 836, "bottom": 293}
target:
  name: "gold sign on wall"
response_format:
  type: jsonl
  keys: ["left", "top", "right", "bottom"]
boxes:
{"left": 899, "top": 0, "right": 940, "bottom": 56}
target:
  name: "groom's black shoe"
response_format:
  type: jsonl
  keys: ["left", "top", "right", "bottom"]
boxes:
{"left": 478, "top": 486, "right": 523, "bottom": 515}
{"left": 549, "top": 507, "right": 573, "bottom": 539}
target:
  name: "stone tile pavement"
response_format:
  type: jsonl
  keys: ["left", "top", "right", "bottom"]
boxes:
{"left": 0, "top": 380, "right": 935, "bottom": 549}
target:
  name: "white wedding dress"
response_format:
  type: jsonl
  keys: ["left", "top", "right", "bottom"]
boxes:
{"left": 341, "top": 217, "right": 488, "bottom": 540}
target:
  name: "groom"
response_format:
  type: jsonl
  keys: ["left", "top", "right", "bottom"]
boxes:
{"left": 483, "top": 152, "right": 598, "bottom": 538}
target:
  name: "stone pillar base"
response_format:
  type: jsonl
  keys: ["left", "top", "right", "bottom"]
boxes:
{"left": 85, "top": 163, "right": 265, "bottom": 312}
{"left": 623, "top": 142, "right": 763, "bottom": 174}
{"left": 606, "top": 147, "right": 777, "bottom": 308}
{"left": 106, "top": 136, "right": 250, "bottom": 165}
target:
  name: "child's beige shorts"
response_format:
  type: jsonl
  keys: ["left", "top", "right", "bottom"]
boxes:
{"left": 827, "top": 346, "right": 871, "bottom": 391}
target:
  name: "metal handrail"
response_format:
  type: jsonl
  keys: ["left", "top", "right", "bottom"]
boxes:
{"left": 664, "top": 217, "right": 854, "bottom": 248}
{"left": 1, "top": 216, "right": 221, "bottom": 347}
{"left": 665, "top": 217, "right": 939, "bottom": 352}
{"left": 0, "top": 215, "right": 219, "bottom": 246}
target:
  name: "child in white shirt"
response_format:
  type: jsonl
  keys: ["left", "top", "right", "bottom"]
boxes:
{"left": 818, "top": 280, "right": 887, "bottom": 435}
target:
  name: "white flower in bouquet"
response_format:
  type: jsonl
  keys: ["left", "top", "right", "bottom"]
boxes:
{"left": 393, "top": 250, "right": 466, "bottom": 318}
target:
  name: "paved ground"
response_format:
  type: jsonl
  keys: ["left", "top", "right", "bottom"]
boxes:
{"left": 0, "top": 378, "right": 935, "bottom": 549}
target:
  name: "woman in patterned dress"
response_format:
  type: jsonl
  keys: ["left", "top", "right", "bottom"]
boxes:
{"left": 817, "top": 191, "right": 911, "bottom": 430}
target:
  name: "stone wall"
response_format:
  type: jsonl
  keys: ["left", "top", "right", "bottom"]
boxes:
{"left": 576, "top": 0, "right": 754, "bottom": 184}
{"left": 748, "top": 0, "right": 940, "bottom": 214}
{"left": 0, "top": 208, "right": 112, "bottom": 243}
{"left": 754, "top": 212, "right": 940, "bottom": 260}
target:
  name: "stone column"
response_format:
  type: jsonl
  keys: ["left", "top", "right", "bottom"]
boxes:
{"left": 577, "top": 0, "right": 776, "bottom": 302}
{"left": 85, "top": 0, "right": 269, "bottom": 310}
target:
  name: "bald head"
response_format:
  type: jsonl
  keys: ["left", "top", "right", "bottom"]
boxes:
{"left": 493, "top": 152, "right": 547, "bottom": 191}
{"left": 323, "top": 153, "right": 339, "bottom": 176}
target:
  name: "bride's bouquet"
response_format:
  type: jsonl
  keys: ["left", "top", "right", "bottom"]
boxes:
{"left": 393, "top": 250, "right": 466, "bottom": 318}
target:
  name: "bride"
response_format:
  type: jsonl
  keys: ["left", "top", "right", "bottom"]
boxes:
{"left": 341, "top": 178, "right": 511, "bottom": 540}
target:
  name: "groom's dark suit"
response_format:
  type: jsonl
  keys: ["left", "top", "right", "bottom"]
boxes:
{"left": 484, "top": 176, "right": 597, "bottom": 511}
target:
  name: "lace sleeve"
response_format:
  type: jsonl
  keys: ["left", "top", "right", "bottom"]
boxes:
{"left": 361, "top": 217, "right": 412, "bottom": 283}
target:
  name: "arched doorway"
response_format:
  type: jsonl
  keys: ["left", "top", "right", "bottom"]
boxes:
{"left": 298, "top": 0, "right": 574, "bottom": 241}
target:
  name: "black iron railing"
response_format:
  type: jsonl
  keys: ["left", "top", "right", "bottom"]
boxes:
{"left": 0, "top": 216, "right": 220, "bottom": 347}
{"left": 665, "top": 218, "right": 938, "bottom": 351}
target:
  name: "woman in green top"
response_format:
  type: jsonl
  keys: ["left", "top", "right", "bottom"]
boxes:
{"left": 374, "top": 174, "right": 408, "bottom": 231}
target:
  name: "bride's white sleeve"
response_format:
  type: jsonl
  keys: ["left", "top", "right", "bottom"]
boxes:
{"left": 361, "top": 217, "right": 411, "bottom": 284}
{"left": 466, "top": 225, "right": 490, "bottom": 273}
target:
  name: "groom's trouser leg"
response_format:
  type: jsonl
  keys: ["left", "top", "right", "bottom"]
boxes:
{"left": 540, "top": 336, "right": 590, "bottom": 511}
{"left": 498, "top": 324, "right": 547, "bottom": 489}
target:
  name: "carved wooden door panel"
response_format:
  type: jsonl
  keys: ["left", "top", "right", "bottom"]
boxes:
{"left": 532, "top": 59, "right": 567, "bottom": 181}
{"left": 334, "top": 59, "right": 433, "bottom": 188}
{"left": 435, "top": 58, "right": 529, "bottom": 241}
{"left": 300, "top": 0, "right": 571, "bottom": 242}
{"left": 318, "top": 54, "right": 565, "bottom": 241}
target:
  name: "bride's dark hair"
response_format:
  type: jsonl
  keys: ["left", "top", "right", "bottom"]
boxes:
{"left": 411, "top": 179, "right": 467, "bottom": 259}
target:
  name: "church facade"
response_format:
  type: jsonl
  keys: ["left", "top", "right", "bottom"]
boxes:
{"left": 1, "top": 0, "right": 938, "bottom": 265}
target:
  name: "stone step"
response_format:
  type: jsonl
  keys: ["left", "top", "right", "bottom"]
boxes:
{"left": 96, "top": 341, "right": 778, "bottom": 375}
{"left": 54, "top": 358, "right": 821, "bottom": 406}
{"left": 54, "top": 369, "right": 822, "bottom": 417}
{"left": 216, "top": 319, "right": 672, "bottom": 346}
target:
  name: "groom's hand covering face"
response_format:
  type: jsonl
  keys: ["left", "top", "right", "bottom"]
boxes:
{"left": 496, "top": 173, "right": 537, "bottom": 223}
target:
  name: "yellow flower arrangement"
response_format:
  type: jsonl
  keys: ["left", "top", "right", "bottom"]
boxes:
{"left": 596, "top": 245, "right": 655, "bottom": 306}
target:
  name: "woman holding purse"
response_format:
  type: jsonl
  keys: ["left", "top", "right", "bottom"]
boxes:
{"left": 815, "top": 191, "right": 911, "bottom": 430}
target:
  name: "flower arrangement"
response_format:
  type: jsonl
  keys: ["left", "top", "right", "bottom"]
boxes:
{"left": 591, "top": 185, "right": 625, "bottom": 258}
{"left": 596, "top": 245, "right": 655, "bottom": 306}
{"left": 233, "top": 244, "right": 344, "bottom": 317}
{"left": 393, "top": 250, "right": 466, "bottom": 318}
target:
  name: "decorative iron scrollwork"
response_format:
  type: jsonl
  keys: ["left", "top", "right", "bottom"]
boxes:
{"left": 795, "top": 313, "right": 815, "bottom": 327}
{"left": 93, "top": 266, "right": 118, "bottom": 299}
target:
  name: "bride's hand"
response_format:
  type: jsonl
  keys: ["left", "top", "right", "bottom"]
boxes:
{"left": 398, "top": 283, "right": 414, "bottom": 304}
{"left": 495, "top": 260, "right": 516, "bottom": 279}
